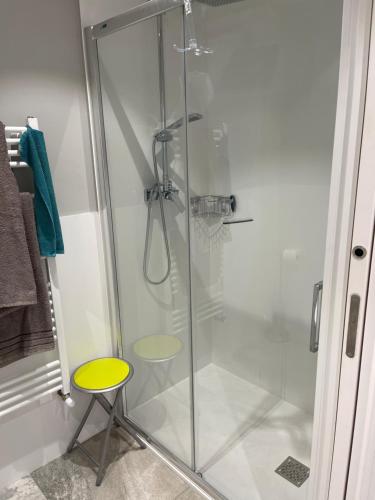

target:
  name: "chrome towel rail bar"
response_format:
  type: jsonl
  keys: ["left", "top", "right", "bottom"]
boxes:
{"left": 0, "top": 117, "right": 72, "bottom": 419}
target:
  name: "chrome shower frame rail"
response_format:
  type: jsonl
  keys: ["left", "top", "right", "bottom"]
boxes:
{"left": 90, "top": 0, "right": 184, "bottom": 39}
{"left": 83, "top": 1, "right": 216, "bottom": 497}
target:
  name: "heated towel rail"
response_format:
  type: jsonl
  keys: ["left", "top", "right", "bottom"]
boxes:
{"left": 0, "top": 116, "right": 72, "bottom": 418}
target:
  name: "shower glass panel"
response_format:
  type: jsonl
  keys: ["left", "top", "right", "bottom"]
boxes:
{"left": 186, "top": 0, "right": 342, "bottom": 498}
{"left": 91, "top": 0, "right": 343, "bottom": 496}
{"left": 97, "top": 10, "right": 193, "bottom": 467}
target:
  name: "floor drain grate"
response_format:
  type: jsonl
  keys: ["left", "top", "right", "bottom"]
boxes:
{"left": 275, "top": 456, "right": 310, "bottom": 487}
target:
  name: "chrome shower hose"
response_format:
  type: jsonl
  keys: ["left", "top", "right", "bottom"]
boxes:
{"left": 143, "top": 137, "right": 171, "bottom": 285}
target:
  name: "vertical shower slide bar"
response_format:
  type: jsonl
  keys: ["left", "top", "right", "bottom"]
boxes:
{"left": 157, "top": 15, "right": 168, "bottom": 191}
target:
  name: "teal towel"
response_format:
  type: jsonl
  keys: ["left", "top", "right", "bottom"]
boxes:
{"left": 20, "top": 126, "right": 64, "bottom": 257}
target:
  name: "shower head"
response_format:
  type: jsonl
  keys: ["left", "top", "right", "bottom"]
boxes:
{"left": 155, "top": 113, "right": 203, "bottom": 142}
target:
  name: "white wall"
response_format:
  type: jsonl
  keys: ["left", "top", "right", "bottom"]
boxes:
{"left": 0, "top": 0, "right": 113, "bottom": 489}
{"left": 187, "top": 0, "right": 342, "bottom": 413}
{"left": 0, "top": 0, "right": 96, "bottom": 216}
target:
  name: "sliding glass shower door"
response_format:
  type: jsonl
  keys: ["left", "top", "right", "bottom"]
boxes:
{"left": 96, "top": 9, "right": 194, "bottom": 468}
{"left": 90, "top": 0, "right": 343, "bottom": 497}
{"left": 186, "top": 0, "right": 342, "bottom": 498}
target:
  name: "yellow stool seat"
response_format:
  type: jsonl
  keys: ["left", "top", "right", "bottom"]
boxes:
{"left": 72, "top": 357, "right": 132, "bottom": 393}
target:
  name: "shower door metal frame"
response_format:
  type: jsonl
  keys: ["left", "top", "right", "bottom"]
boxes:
{"left": 82, "top": 0, "right": 373, "bottom": 498}
{"left": 90, "top": 0, "right": 184, "bottom": 39}
{"left": 83, "top": 2, "right": 216, "bottom": 498}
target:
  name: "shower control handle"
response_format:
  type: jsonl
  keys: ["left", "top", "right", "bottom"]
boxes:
{"left": 310, "top": 280, "right": 323, "bottom": 353}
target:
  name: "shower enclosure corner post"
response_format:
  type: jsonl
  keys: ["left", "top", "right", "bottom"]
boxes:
{"left": 181, "top": 9, "right": 198, "bottom": 475}
{"left": 82, "top": 26, "right": 125, "bottom": 365}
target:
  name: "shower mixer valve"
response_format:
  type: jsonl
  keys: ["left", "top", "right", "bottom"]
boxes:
{"left": 144, "top": 183, "right": 180, "bottom": 204}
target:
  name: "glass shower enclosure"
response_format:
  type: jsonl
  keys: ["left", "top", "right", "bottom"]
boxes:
{"left": 85, "top": 0, "right": 343, "bottom": 497}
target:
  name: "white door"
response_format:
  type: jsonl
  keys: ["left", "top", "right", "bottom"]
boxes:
{"left": 332, "top": 3, "right": 375, "bottom": 498}
{"left": 308, "top": 0, "right": 374, "bottom": 499}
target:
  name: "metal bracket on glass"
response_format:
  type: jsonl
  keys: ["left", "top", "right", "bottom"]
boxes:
{"left": 173, "top": 40, "right": 213, "bottom": 56}
{"left": 310, "top": 280, "right": 323, "bottom": 353}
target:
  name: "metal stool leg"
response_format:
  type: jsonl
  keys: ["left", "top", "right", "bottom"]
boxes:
{"left": 114, "top": 415, "right": 147, "bottom": 449}
{"left": 67, "top": 395, "right": 95, "bottom": 453}
{"left": 96, "top": 388, "right": 122, "bottom": 486}
{"left": 95, "top": 393, "right": 146, "bottom": 449}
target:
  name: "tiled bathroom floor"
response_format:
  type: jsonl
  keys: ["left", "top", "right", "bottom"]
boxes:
{"left": 1, "top": 365, "right": 312, "bottom": 500}
{"left": 0, "top": 430, "right": 204, "bottom": 500}
{"left": 130, "top": 364, "right": 313, "bottom": 500}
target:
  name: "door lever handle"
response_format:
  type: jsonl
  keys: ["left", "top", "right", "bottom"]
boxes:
{"left": 310, "top": 280, "right": 323, "bottom": 353}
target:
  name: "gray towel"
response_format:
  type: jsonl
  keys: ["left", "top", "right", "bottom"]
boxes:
{"left": 0, "top": 121, "right": 37, "bottom": 309}
{"left": 0, "top": 123, "right": 55, "bottom": 368}
{"left": 0, "top": 193, "right": 56, "bottom": 367}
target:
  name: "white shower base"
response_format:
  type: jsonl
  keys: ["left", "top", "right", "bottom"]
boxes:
{"left": 129, "top": 364, "right": 313, "bottom": 500}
